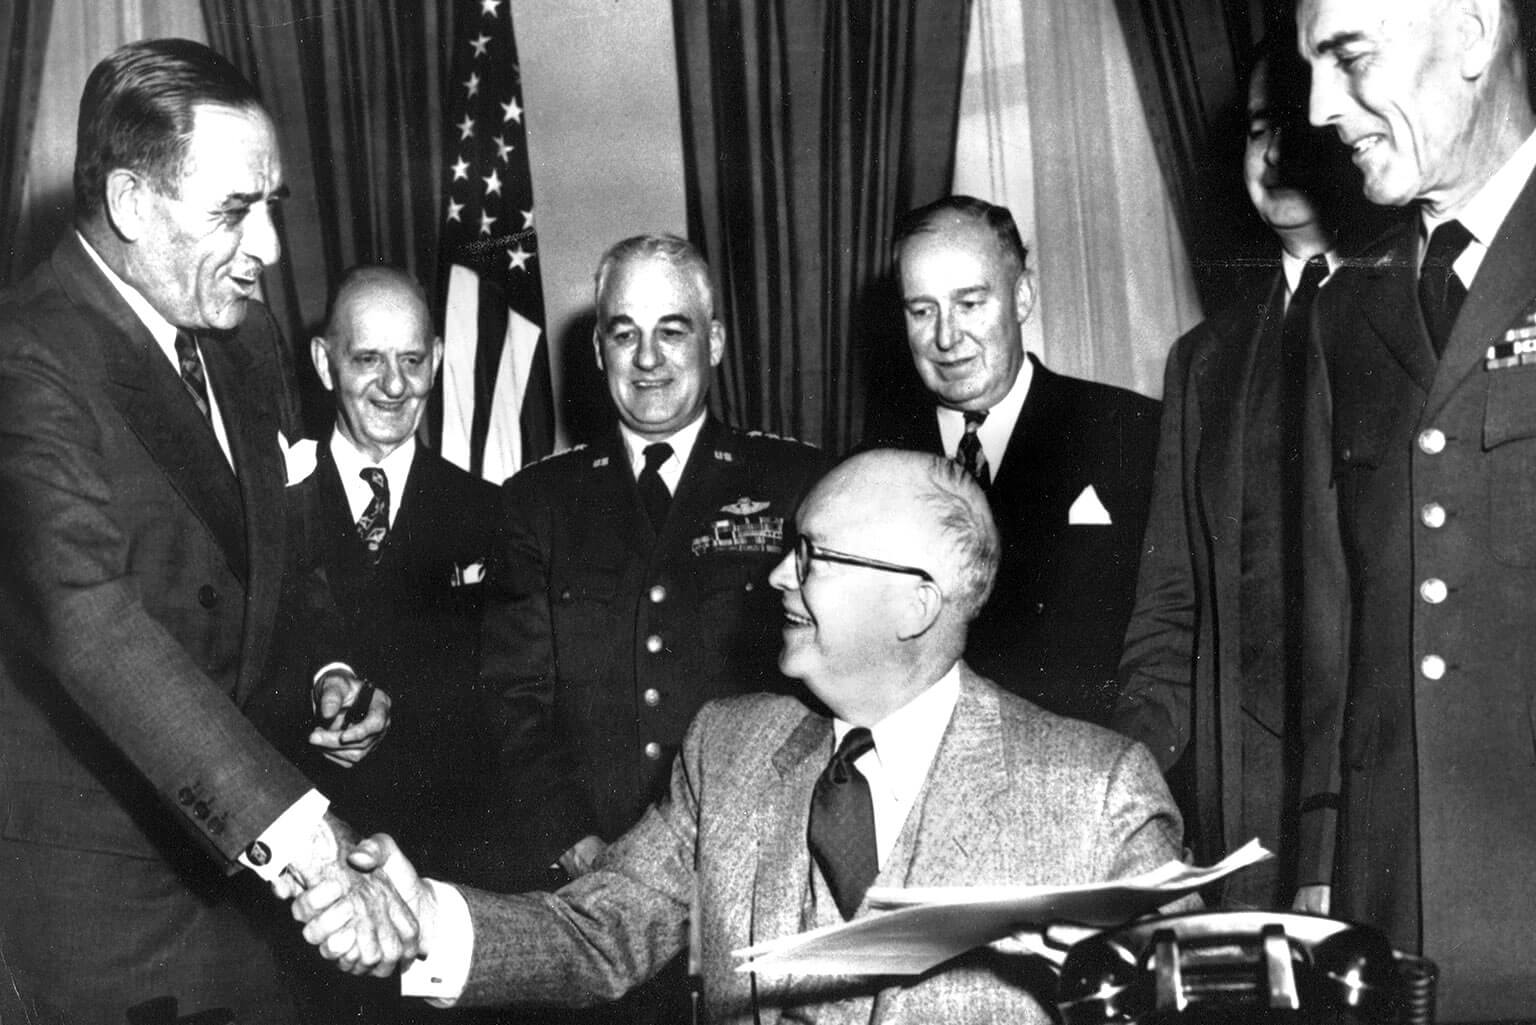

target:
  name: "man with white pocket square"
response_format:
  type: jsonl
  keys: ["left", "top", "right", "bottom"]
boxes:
{"left": 867, "top": 195, "right": 1160, "bottom": 726}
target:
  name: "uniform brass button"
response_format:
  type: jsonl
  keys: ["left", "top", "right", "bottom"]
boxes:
{"left": 643, "top": 742, "right": 662, "bottom": 760}
{"left": 1420, "top": 654, "right": 1447, "bottom": 681}
{"left": 645, "top": 634, "right": 663, "bottom": 654}
{"left": 1418, "top": 428, "right": 1446, "bottom": 455}
{"left": 1421, "top": 502, "right": 1447, "bottom": 529}
{"left": 643, "top": 688, "right": 661, "bottom": 707}
{"left": 198, "top": 585, "right": 218, "bottom": 608}
{"left": 649, "top": 585, "right": 666, "bottom": 604}
{"left": 559, "top": 589, "right": 572, "bottom": 603}
{"left": 743, "top": 580, "right": 754, "bottom": 592}
{"left": 1420, "top": 578, "right": 1448, "bottom": 604}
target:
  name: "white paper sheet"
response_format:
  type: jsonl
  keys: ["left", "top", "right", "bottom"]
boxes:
{"left": 732, "top": 839, "right": 1271, "bottom": 976}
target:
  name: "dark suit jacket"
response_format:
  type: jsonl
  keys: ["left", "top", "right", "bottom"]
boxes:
{"left": 1316, "top": 169, "right": 1536, "bottom": 1021}
{"left": 867, "top": 355, "right": 1159, "bottom": 724}
{"left": 483, "top": 417, "right": 827, "bottom": 866}
{"left": 0, "top": 235, "right": 318, "bottom": 1021}
{"left": 452, "top": 668, "right": 1189, "bottom": 1023}
{"left": 1113, "top": 272, "right": 1346, "bottom": 906}
{"left": 279, "top": 438, "right": 503, "bottom": 883}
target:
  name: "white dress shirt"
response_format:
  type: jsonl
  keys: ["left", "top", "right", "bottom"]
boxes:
{"left": 402, "top": 665, "right": 966, "bottom": 1003}
{"left": 77, "top": 232, "right": 234, "bottom": 469}
{"left": 618, "top": 411, "right": 708, "bottom": 494}
{"left": 330, "top": 431, "right": 417, "bottom": 527}
{"left": 1279, "top": 248, "right": 1340, "bottom": 313}
{"left": 934, "top": 356, "right": 1032, "bottom": 479}
{"left": 1421, "top": 127, "right": 1536, "bottom": 287}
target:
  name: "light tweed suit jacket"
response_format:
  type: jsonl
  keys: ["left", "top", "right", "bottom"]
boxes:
{"left": 452, "top": 666, "right": 1185, "bottom": 1024}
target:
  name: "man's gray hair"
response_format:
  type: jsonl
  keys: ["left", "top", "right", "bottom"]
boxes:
{"left": 592, "top": 233, "right": 716, "bottom": 314}
{"left": 911, "top": 453, "right": 999, "bottom": 620}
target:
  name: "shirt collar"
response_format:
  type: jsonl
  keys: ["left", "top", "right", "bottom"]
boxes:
{"left": 1280, "top": 248, "right": 1339, "bottom": 298}
{"left": 329, "top": 428, "right": 417, "bottom": 524}
{"left": 77, "top": 230, "right": 179, "bottom": 352}
{"left": 935, "top": 354, "right": 1032, "bottom": 474}
{"left": 1423, "top": 128, "right": 1536, "bottom": 254}
{"left": 834, "top": 662, "right": 962, "bottom": 807}
{"left": 618, "top": 410, "right": 707, "bottom": 479}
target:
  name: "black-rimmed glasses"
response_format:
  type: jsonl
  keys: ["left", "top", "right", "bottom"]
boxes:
{"left": 794, "top": 535, "right": 935, "bottom": 586}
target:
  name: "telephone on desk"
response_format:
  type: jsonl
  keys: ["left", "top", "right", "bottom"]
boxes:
{"left": 1055, "top": 910, "right": 1437, "bottom": 1025}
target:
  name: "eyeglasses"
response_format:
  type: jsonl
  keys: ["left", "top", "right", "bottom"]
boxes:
{"left": 794, "top": 535, "right": 935, "bottom": 586}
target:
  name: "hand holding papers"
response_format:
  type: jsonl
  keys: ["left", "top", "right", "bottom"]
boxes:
{"left": 733, "top": 840, "right": 1271, "bottom": 977}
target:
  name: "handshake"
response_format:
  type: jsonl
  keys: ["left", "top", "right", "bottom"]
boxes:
{"left": 277, "top": 815, "right": 432, "bottom": 977}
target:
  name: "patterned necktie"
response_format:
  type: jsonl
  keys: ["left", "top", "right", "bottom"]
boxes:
{"left": 639, "top": 442, "right": 673, "bottom": 532}
{"left": 956, "top": 410, "right": 991, "bottom": 488}
{"left": 807, "top": 727, "right": 878, "bottom": 921}
{"left": 356, "top": 467, "right": 389, "bottom": 563}
{"left": 1419, "top": 219, "right": 1473, "bottom": 358}
{"left": 174, "top": 330, "right": 211, "bottom": 421}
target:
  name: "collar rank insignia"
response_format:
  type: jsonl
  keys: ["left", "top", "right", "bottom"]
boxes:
{"left": 592, "top": 456, "right": 610, "bottom": 468}
{"left": 1487, "top": 315, "right": 1536, "bottom": 370}
{"left": 691, "top": 496, "right": 782, "bottom": 556}
{"left": 714, "top": 449, "right": 734, "bottom": 462}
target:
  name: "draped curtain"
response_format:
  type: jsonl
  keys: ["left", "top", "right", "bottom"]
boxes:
{"left": 202, "top": 0, "right": 453, "bottom": 432}
{"left": 1, "top": 0, "right": 54, "bottom": 286}
{"left": 952, "top": 0, "right": 1203, "bottom": 396}
{"left": 673, "top": 0, "right": 970, "bottom": 451}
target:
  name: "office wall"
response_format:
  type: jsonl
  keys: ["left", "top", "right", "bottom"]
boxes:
{"left": 515, "top": 0, "right": 690, "bottom": 445}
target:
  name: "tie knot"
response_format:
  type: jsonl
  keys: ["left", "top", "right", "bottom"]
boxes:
{"left": 174, "top": 330, "right": 200, "bottom": 362}
{"left": 827, "top": 727, "right": 874, "bottom": 783}
{"left": 642, "top": 442, "right": 673, "bottom": 473}
{"left": 360, "top": 466, "right": 388, "bottom": 498}
{"left": 1423, "top": 219, "right": 1473, "bottom": 271}
{"left": 963, "top": 409, "right": 988, "bottom": 432}
{"left": 1298, "top": 254, "right": 1329, "bottom": 292}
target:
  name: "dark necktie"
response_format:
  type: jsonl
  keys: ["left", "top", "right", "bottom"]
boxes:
{"left": 356, "top": 467, "right": 389, "bottom": 563}
{"left": 956, "top": 410, "right": 991, "bottom": 488}
{"left": 1280, "top": 255, "right": 1330, "bottom": 684}
{"left": 807, "top": 727, "right": 878, "bottom": 921}
{"left": 1419, "top": 219, "right": 1473, "bottom": 358}
{"left": 639, "top": 442, "right": 673, "bottom": 532}
{"left": 174, "top": 330, "right": 211, "bottom": 421}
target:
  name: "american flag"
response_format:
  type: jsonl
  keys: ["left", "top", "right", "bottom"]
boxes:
{"left": 437, "top": 0, "right": 554, "bottom": 483}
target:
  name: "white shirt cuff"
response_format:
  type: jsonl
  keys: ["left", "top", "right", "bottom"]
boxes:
{"left": 401, "top": 879, "right": 473, "bottom": 1005}
{"left": 237, "top": 789, "right": 330, "bottom": 881}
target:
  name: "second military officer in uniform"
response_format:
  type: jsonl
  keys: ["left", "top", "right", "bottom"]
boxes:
{"left": 482, "top": 233, "right": 826, "bottom": 904}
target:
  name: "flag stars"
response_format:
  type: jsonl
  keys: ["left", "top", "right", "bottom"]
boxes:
{"left": 479, "top": 210, "right": 497, "bottom": 237}
{"left": 500, "top": 96, "right": 523, "bottom": 123}
{"left": 470, "top": 33, "right": 491, "bottom": 58}
{"left": 507, "top": 244, "right": 533, "bottom": 272}
{"left": 446, "top": 198, "right": 465, "bottom": 223}
{"left": 450, "top": 156, "right": 470, "bottom": 181}
{"left": 493, "top": 135, "right": 513, "bottom": 162}
{"left": 464, "top": 72, "right": 481, "bottom": 98}
{"left": 456, "top": 114, "right": 476, "bottom": 141}
{"left": 521, "top": 208, "right": 535, "bottom": 230}
{"left": 480, "top": 0, "right": 502, "bottom": 16}
{"left": 483, "top": 168, "right": 503, "bottom": 197}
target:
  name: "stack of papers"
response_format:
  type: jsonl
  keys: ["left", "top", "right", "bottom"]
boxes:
{"left": 733, "top": 840, "right": 1271, "bottom": 976}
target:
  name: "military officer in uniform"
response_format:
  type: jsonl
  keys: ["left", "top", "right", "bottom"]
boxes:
{"left": 480, "top": 233, "right": 825, "bottom": 1020}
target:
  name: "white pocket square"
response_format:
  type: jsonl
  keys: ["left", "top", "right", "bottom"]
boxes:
{"left": 452, "top": 560, "right": 486, "bottom": 587}
{"left": 1068, "top": 484, "right": 1112, "bottom": 525}
{"left": 280, "top": 434, "right": 319, "bottom": 487}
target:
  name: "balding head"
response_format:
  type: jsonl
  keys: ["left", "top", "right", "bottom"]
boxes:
{"left": 311, "top": 266, "right": 442, "bottom": 462}
{"left": 769, "top": 449, "right": 998, "bottom": 725}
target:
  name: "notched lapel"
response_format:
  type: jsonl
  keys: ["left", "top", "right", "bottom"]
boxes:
{"left": 1357, "top": 236, "right": 1438, "bottom": 394}
{"left": 905, "top": 679, "right": 1009, "bottom": 885}
{"left": 748, "top": 714, "right": 828, "bottom": 973}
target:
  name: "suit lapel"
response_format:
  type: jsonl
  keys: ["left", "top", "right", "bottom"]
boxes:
{"left": 59, "top": 237, "right": 251, "bottom": 583}
{"left": 993, "top": 356, "right": 1067, "bottom": 506}
{"left": 1427, "top": 167, "right": 1536, "bottom": 419}
{"left": 1357, "top": 226, "right": 1439, "bottom": 395}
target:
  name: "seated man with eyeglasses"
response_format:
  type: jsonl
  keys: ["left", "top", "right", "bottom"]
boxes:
{"left": 291, "top": 449, "right": 1189, "bottom": 1024}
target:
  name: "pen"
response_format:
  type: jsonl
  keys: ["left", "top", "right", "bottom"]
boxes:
{"left": 341, "top": 679, "right": 375, "bottom": 727}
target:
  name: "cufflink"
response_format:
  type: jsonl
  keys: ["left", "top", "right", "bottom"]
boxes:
{"left": 246, "top": 840, "right": 272, "bottom": 866}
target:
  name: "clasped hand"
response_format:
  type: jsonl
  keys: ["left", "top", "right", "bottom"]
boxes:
{"left": 310, "top": 669, "right": 391, "bottom": 767}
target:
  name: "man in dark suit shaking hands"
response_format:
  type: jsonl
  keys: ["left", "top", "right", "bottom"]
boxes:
{"left": 1297, "top": 0, "right": 1536, "bottom": 1017}
{"left": 868, "top": 197, "right": 1160, "bottom": 726}
{"left": 0, "top": 40, "right": 416, "bottom": 1023}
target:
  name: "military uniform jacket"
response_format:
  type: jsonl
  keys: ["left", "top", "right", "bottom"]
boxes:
{"left": 1317, "top": 168, "right": 1536, "bottom": 1021}
{"left": 483, "top": 417, "right": 826, "bottom": 864}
